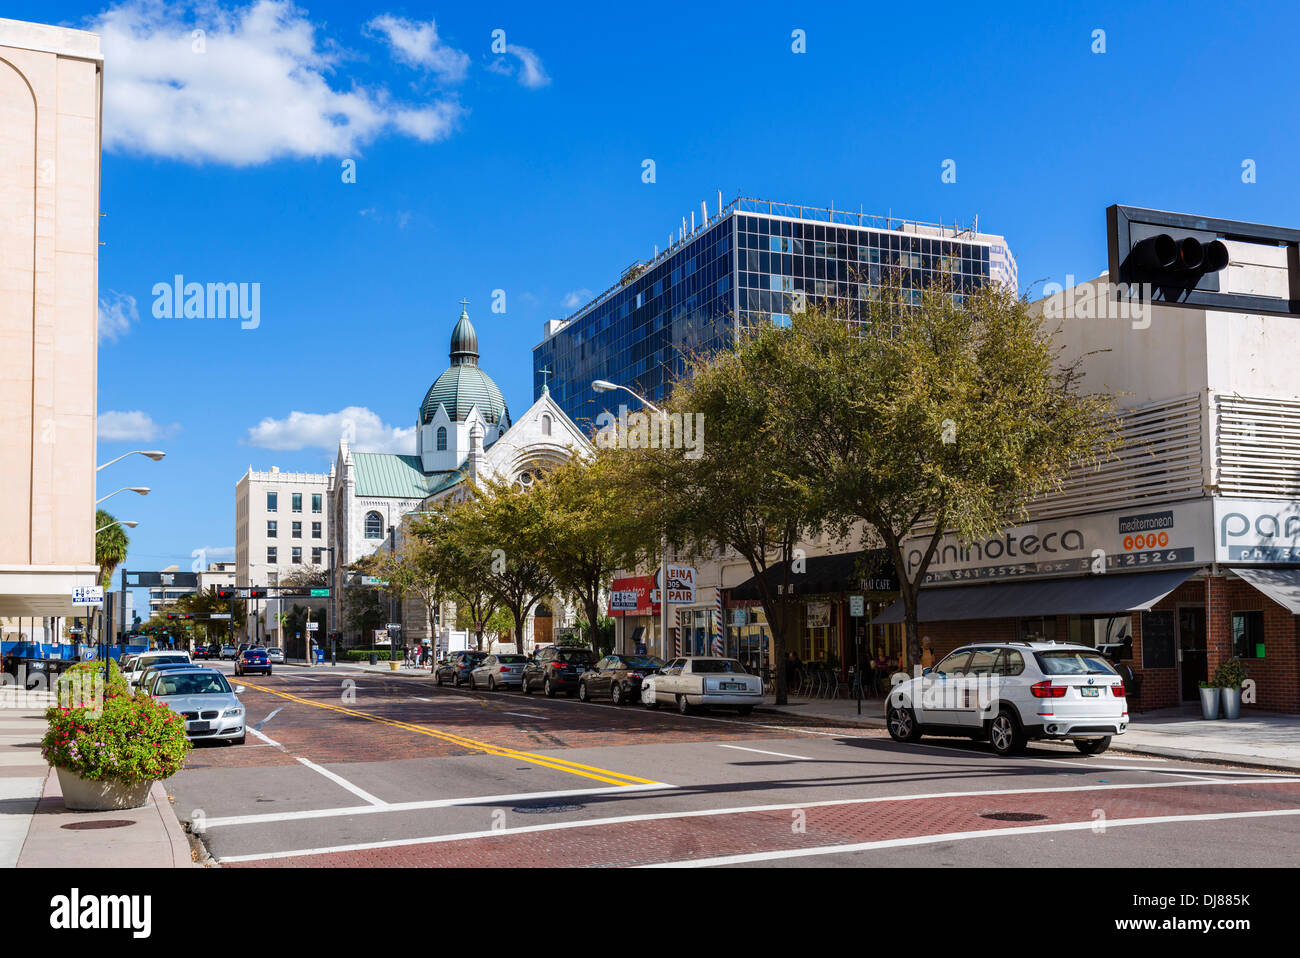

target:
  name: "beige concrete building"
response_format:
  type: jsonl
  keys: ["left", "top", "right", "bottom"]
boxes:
{"left": 0, "top": 19, "right": 102, "bottom": 633}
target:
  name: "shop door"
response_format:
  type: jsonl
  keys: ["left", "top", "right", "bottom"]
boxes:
{"left": 1177, "top": 607, "right": 1207, "bottom": 702}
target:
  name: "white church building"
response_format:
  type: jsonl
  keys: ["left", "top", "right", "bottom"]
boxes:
{"left": 328, "top": 305, "right": 591, "bottom": 650}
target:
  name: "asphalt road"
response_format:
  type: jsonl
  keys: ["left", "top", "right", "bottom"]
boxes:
{"left": 165, "top": 663, "right": 1300, "bottom": 868}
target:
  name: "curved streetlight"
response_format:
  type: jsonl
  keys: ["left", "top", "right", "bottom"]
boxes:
{"left": 96, "top": 486, "right": 150, "bottom": 506}
{"left": 592, "top": 378, "right": 672, "bottom": 660}
{"left": 96, "top": 450, "right": 165, "bottom": 472}
{"left": 94, "top": 519, "right": 138, "bottom": 535}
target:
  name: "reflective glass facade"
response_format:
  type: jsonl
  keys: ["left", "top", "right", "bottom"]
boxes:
{"left": 534, "top": 202, "right": 1015, "bottom": 431}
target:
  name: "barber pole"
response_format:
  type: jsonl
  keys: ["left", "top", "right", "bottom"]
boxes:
{"left": 713, "top": 590, "right": 724, "bottom": 656}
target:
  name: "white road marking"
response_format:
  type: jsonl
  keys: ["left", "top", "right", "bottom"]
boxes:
{"left": 248, "top": 727, "right": 281, "bottom": 748}
{"left": 211, "top": 775, "right": 1295, "bottom": 860}
{"left": 503, "top": 711, "right": 551, "bottom": 720}
{"left": 645, "top": 808, "right": 1300, "bottom": 868}
{"left": 717, "top": 745, "right": 810, "bottom": 761}
{"left": 204, "top": 782, "right": 675, "bottom": 830}
{"left": 253, "top": 706, "right": 285, "bottom": 731}
{"left": 295, "top": 757, "right": 388, "bottom": 807}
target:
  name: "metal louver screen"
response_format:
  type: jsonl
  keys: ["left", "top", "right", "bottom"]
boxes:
{"left": 1215, "top": 395, "right": 1300, "bottom": 498}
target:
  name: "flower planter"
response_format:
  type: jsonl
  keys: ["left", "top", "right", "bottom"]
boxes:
{"left": 1198, "top": 686, "right": 1220, "bottom": 720}
{"left": 1220, "top": 686, "right": 1242, "bottom": 720}
{"left": 56, "top": 766, "right": 152, "bottom": 811}
{"left": 388, "top": 660, "right": 400, "bottom": 671}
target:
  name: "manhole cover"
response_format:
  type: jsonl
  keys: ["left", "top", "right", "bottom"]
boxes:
{"left": 978, "top": 811, "right": 1049, "bottom": 822}
{"left": 61, "top": 820, "right": 135, "bottom": 830}
{"left": 511, "top": 802, "right": 586, "bottom": 814}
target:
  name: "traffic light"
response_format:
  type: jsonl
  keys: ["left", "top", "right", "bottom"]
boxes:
{"left": 216, "top": 586, "right": 237, "bottom": 599}
{"left": 1128, "top": 231, "right": 1230, "bottom": 286}
{"left": 248, "top": 587, "right": 267, "bottom": 599}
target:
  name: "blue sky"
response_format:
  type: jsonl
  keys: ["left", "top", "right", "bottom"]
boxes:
{"left": 16, "top": 0, "right": 1300, "bottom": 589}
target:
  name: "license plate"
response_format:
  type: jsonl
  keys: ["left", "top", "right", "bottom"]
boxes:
{"left": 189, "top": 721, "right": 211, "bottom": 732}
{"left": 721, "top": 682, "right": 745, "bottom": 690}
{"left": 1080, "top": 687, "right": 1099, "bottom": 697}
{"left": 575, "top": 667, "right": 585, "bottom": 673}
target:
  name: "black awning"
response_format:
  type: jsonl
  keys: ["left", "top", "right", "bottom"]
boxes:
{"left": 728, "top": 549, "right": 897, "bottom": 601}
{"left": 873, "top": 568, "right": 1196, "bottom": 624}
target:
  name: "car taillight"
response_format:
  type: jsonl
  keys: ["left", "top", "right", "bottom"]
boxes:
{"left": 1112, "top": 683, "right": 1125, "bottom": 697}
{"left": 1030, "top": 681, "right": 1068, "bottom": 698}
{"left": 627, "top": 672, "right": 643, "bottom": 680}
{"left": 499, "top": 666, "right": 509, "bottom": 673}
{"left": 550, "top": 661, "right": 564, "bottom": 669}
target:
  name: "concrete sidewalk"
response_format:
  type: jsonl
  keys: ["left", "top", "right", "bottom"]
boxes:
{"left": 0, "top": 689, "right": 196, "bottom": 867}
{"left": 755, "top": 695, "right": 1300, "bottom": 772}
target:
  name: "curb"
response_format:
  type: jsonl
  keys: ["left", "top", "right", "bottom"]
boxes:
{"left": 150, "top": 781, "right": 199, "bottom": 867}
{"left": 1108, "top": 741, "right": 1300, "bottom": 774}
{"left": 755, "top": 705, "right": 886, "bottom": 729}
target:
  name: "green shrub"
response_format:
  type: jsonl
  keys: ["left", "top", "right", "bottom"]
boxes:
{"left": 1213, "top": 657, "right": 1249, "bottom": 690}
{"left": 42, "top": 691, "right": 191, "bottom": 783}
{"left": 56, "top": 659, "right": 129, "bottom": 699}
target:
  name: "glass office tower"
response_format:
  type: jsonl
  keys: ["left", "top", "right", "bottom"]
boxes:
{"left": 533, "top": 197, "right": 1016, "bottom": 431}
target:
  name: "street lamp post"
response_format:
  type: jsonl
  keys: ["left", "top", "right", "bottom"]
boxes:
{"left": 95, "top": 486, "right": 150, "bottom": 506}
{"left": 591, "top": 379, "right": 672, "bottom": 661}
{"left": 95, "top": 450, "right": 165, "bottom": 472}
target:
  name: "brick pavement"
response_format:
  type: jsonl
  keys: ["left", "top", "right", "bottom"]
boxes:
{"left": 227, "top": 779, "right": 1300, "bottom": 868}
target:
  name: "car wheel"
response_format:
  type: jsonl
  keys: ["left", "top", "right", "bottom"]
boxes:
{"left": 988, "top": 708, "right": 1027, "bottom": 756}
{"left": 610, "top": 683, "right": 623, "bottom": 706}
{"left": 887, "top": 703, "right": 923, "bottom": 743}
{"left": 520, "top": 675, "right": 531, "bottom": 695}
{"left": 435, "top": 671, "right": 444, "bottom": 687}
{"left": 488, "top": 676, "right": 497, "bottom": 692}
{"left": 544, "top": 677, "right": 556, "bottom": 698}
{"left": 266, "top": 667, "right": 272, "bottom": 675}
{"left": 577, "top": 680, "right": 589, "bottom": 702}
{"left": 1074, "top": 736, "right": 1112, "bottom": 756}
{"left": 736, "top": 705, "right": 753, "bottom": 716}
{"left": 677, "top": 694, "right": 692, "bottom": 715}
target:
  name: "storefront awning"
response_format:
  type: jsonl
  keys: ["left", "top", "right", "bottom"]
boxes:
{"left": 728, "top": 549, "right": 896, "bottom": 601}
{"left": 1232, "top": 567, "right": 1300, "bottom": 614}
{"left": 873, "top": 569, "right": 1196, "bottom": 624}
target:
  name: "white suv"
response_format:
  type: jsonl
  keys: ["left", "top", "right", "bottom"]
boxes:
{"left": 886, "top": 642, "right": 1128, "bottom": 756}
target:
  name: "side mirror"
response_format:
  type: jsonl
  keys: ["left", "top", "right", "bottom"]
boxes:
{"left": 235, "top": 686, "right": 246, "bottom": 694}
{"left": 922, "top": 668, "right": 933, "bottom": 677}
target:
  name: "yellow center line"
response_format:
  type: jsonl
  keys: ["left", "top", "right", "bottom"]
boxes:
{"left": 239, "top": 682, "right": 659, "bottom": 787}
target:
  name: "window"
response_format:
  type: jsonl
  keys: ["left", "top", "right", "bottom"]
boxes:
{"left": 266, "top": 547, "right": 277, "bottom": 564}
{"left": 312, "top": 493, "right": 322, "bottom": 513}
{"left": 994, "top": 650, "right": 1026, "bottom": 676}
{"left": 541, "top": 415, "right": 552, "bottom": 436}
{"left": 436, "top": 426, "right": 447, "bottom": 451}
{"left": 292, "top": 493, "right": 302, "bottom": 512}
{"left": 1017, "top": 616, "right": 1057, "bottom": 643}
{"left": 291, "top": 547, "right": 302, "bottom": 564}
{"left": 312, "top": 547, "right": 323, "bottom": 564}
{"left": 291, "top": 521, "right": 301, "bottom": 538}
{"left": 365, "top": 512, "right": 384, "bottom": 539}
{"left": 934, "top": 650, "right": 971, "bottom": 675}
{"left": 1232, "top": 611, "right": 1265, "bottom": 659}
{"left": 966, "top": 649, "right": 1001, "bottom": 675}
{"left": 312, "top": 522, "right": 321, "bottom": 538}
{"left": 267, "top": 521, "right": 277, "bottom": 538}
{"left": 266, "top": 492, "right": 277, "bottom": 512}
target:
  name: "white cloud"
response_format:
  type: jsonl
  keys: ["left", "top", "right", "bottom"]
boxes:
{"left": 563, "top": 288, "right": 593, "bottom": 310}
{"left": 99, "top": 290, "right": 139, "bottom": 341}
{"left": 366, "top": 14, "right": 468, "bottom": 83}
{"left": 92, "top": 0, "right": 462, "bottom": 166}
{"left": 246, "top": 405, "right": 415, "bottom": 454}
{"left": 488, "top": 43, "right": 550, "bottom": 89}
{"left": 98, "top": 410, "right": 180, "bottom": 441}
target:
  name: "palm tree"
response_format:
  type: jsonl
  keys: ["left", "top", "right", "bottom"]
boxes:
{"left": 95, "top": 508, "right": 130, "bottom": 586}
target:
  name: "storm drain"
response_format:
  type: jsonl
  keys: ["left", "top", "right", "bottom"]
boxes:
{"left": 511, "top": 802, "right": 587, "bottom": 815}
{"left": 62, "top": 820, "right": 135, "bottom": 830}
{"left": 978, "top": 811, "right": 1049, "bottom": 822}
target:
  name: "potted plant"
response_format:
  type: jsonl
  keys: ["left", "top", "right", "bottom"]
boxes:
{"left": 1214, "top": 657, "right": 1248, "bottom": 720}
{"left": 1197, "top": 679, "right": 1220, "bottom": 720}
{"left": 41, "top": 660, "right": 191, "bottom": 810}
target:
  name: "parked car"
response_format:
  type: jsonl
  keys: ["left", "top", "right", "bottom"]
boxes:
{"left": 521, "top": 646, "right": 598, "bottom": 697}
{"left": 434, "top": 651, "right": 487, "bottom": 687}
{"left": 640, "top": 657, "right": 762, "bottom": 715}
{"left": 219, "top": 644, "right": 238, "bottom": 660}
{"left": 578, "top": 654, "right": 664, "bottom": 705}
{"left": 148, "top": 668, "right": 247, "bottom": 744}
{"left": 470, "top": 653, "right": 528, "bottom": 690}
{"left": 885, "top": 642, "right": 1128, "bottom": 757}
{"left": 266, "top": 647, "right": 285, "bottom": 664}
{"left": 234, "top": 647, "right": 271, "bottom": 676}
{"left": 136, "top": 661, "right": 200, "bottom": 694}
{"left": 123, "top": 651, "right": 193, "bottom": 690}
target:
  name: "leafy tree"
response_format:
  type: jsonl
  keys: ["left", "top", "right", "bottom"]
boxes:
{"left": 278, "top": 565, "right": 329, "bottom": 589}
{"left": 342, "top": 586, "right": 386, "bottom": 645}
{"left": 176, "top": 587, "right": 248, "bottom": 645}
{"left": 775, "top": 283, "right": 1119, "bottom": 668}
{"left": 94, "top": 508, "right": 129, "bottom": 587}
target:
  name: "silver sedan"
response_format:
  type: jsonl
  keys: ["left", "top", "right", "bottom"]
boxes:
{"left": 470, "top": 654, "right": 528, "bottom": 690}
{"left": 148, "top": 668, "right": 247, "bottom": 744}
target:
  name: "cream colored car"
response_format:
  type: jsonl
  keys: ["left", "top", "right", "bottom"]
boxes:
{"left": 640, "top": 657, "right": 762, "bottom": 715}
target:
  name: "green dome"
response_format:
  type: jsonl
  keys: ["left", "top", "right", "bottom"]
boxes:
{"left": 419, "top": 307, "right": 510, "bottom": 427}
